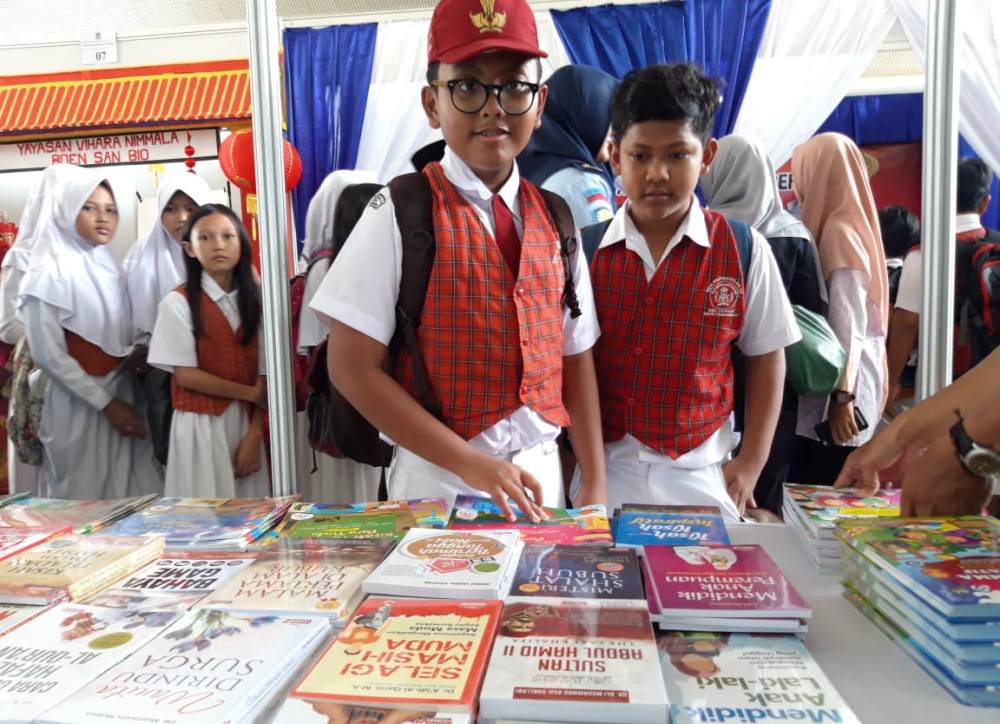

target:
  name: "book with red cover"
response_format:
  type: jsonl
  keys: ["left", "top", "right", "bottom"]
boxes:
{"left": 643, "top": 544, "right": 811, "bottom": 619}
{"left": 0, "top": 526, "right": 70, "bottom": 562}
{"left": 292, "top": 597, "right": 502, "bottom": 713}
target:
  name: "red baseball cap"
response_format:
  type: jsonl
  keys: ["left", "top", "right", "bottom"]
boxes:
{"left": 427, "top": 0, "right": 548, "bottom": 65}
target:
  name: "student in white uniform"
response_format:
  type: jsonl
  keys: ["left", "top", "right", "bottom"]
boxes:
{"left": 297, "top": 175, "right": 383, "bottom": 503}
{"left": 17, "top": 167, "right": 161, "bottom": 499}
{"left": 148, "top": 204, "right": 269, "bottom": 498}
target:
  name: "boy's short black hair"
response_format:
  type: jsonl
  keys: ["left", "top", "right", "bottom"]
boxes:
{"left": 610, "top": 63, "right": 721, "bottom": 144}
{"left": 957, "top": 157, "right": 993, "bottom": 213}
{"left": 878, "top": 204, "right": 920, "bottom": 259}
{"left": 426, "top": 58, "right": 543, "bottom": 85}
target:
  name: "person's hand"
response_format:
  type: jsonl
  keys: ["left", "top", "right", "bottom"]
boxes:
{"left": 103, "top": 399, "right": 147, "bottom": 439}
{"left": 829, "top": 399, "right": 859, "bottom": 446}
{"left": 900, "top": 435, "right": 993, "bottom": 516}
{"left": 457, "top": 452, "right": 549, "bottom": 522}
{"left": 247, "top": 377, "right": 268, "bottom": 409}
{"left": 233, "top": 430, "right": 262, "bottom": 478}
{"left": 834, "top": 423, "right": 906, "bottom": 497}
{"left": 722, "top": 455, "right": 760, "bottom": 518}
{"left": 125, "top": 345, "right": 151, "bottom": 379}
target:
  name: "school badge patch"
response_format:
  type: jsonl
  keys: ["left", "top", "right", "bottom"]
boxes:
{"left": 471, "top": 0, "right": 506, "bottom": 33}
{"left": 705, "top": 276, "right": 740, "bottom": 317}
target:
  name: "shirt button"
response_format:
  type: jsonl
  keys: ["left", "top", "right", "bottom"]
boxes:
{"left": 521, "top": 338, "right": 529, "bottom": 347}
{"left": 634, "top": 345, "right": 643, "bottom": 355}
{"left": 521, "top": 386, "right": 529, "bottom": 396}
{"left": 516, "top": 287, "right": 526, "bottom": 297}
{"left": 627, "top": 397, "right": 636, "bottom": 406}
{"left": 645, "top": 297, "right": 653, "bottom": 305}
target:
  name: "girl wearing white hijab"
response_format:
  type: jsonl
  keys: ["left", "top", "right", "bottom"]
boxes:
{"left": 18, "top": 167, "right": 162, "bottom": 499}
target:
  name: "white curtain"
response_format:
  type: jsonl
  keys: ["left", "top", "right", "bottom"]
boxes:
{"left": 353, "top": 12, "right": 572, "bottom": 181}
{"left": 889, "top": 0, "right": 1000, "bottom": 176}
{"left": 733, "top": 0, "right": 897, "bottom": 167}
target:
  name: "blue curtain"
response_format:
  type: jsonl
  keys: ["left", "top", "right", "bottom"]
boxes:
{"left": 550, "top": 1, "right": 771, "bottom": 136}
{"left": 817, "top": 93, "right": 1000, "bottom": 231}
{"left": 284, "top": 24, "right": 377, "bottom": 242}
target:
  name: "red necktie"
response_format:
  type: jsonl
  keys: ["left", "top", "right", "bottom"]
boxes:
{"left": 491, "top": 194, "right": 521, "bottom": 276}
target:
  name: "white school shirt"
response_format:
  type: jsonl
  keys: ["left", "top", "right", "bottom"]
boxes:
{"left": 895, "top": 213, "right": 984, "bottom": 315}
{"left": 596, "top": 198, "right": 800, "bottom": 469}
{"left": 148, "top": 273, "right": 266, "bottom": 377}
{"left": 309, "top": 146, "right": 600, "bottom": 456}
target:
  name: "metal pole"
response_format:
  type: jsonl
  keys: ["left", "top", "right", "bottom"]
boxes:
{"left": 246, "top": 0, "right": 298, "bottom": 496}
{"left": 917, "top": 0, "right": 960, "bottom": 400}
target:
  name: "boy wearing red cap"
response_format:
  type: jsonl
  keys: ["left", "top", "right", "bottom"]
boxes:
{"left": 310, "top": 0, "right": 605, "bottom": 520}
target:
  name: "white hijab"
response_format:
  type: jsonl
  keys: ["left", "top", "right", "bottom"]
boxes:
{"left": 124, "top": 172, "right": 213, "bottom": 339}
{"left": 301, "top": 169, "right": 378, "bottom": 263}
{"left": 18, "top": 167, "right": 132, "bottom": 358}
{"left": 702, "top": 134, "right": 813, "bottom": 241}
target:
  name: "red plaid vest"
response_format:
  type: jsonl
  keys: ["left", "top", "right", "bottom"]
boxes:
{"left": 171, "top": 287, "right": 258, "bottom": 416}
{"left": 394, "top": 162, "right": 569, "bottom": 440}
{"left": 591, "top": 209, "right": 746, "bottom": 458}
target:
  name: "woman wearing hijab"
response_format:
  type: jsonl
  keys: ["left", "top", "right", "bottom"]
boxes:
{"left": 702, "top": 135, "right": 827, "bottom": 511}
{"left": 18, "top": 167, "right": 161, "bottom": 499}
{"left": 519, "top": 65, "right": 618, "bottom": 229}
{"left": 790, "top": 133, "right": 889, "bottom": 485}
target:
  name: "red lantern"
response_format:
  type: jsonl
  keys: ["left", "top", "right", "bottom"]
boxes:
{"left": 219, "top": 129, "right": 303, "bottom": 193}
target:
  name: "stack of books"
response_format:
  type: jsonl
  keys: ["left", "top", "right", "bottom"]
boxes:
{"left": 269, "top": 498, "right": 447, "bottom": 542}
{"left": 838, "top": 515, "right": 1000, "bottom": 707}
{"left": 102, "top": 496, "right": 298, "bottom": 549}
{"left": 612, "top": 504, "right": 729, "bottom": 551}
{"left": 290, "top": 597, "right": 500, "bottom": 721}
{"left": 362, "top": 528, "right": 523, "bottom": 600}
{"left": 643, "top": 544, "right": 811, "bottom": 634}
{"left": 200, "top": 538, "right": 393, "bottom": 627}
{"left": 657, "top": 632, "right": 860, "bottom": 723}
{"left": 782, "top": 484, "right": 900, "bottom": 574}
{"left": 0, "top": 495, "right": 157, "bottom": 533}
{"left": 448, "top": 494, "right": 612, "bottom": 545}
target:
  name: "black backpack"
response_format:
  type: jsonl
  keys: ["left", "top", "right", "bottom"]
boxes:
{"left": 306, "top": 172, "right": 581, "bottom": 467}
{"left": 956, "top": 228, "right": 1000, "bottom": 368}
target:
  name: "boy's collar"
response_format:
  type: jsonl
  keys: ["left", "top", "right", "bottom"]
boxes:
{"left": 600, "top": 195, "right": 710, "bottom": 252}
{"left": 440, "top": 145, "right": 520, "bottom": 209}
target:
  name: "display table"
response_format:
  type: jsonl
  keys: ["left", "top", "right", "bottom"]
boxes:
{"left": 729, "top": 523, "right": 996, "bottom": 723}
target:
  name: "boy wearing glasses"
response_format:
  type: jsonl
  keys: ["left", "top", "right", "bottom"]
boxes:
{"left": 310, "top": 0, "right": 605, "bottom": 521}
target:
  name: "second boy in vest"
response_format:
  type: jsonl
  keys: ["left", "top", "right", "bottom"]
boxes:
{"left": 310, "top": 0, "right": 605, "bottom": 520}
{"left": 586, "top": 64, "right": 799, "bottom": 521}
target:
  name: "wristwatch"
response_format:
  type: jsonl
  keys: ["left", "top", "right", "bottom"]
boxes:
{"left": 830, "top": 390, "right": 855, "bottom": 405}
{"left": 950, "top": 411, "right": 1000, "bottom": 479}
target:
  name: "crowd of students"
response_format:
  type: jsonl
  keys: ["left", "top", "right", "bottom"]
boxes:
{"left": 3, "top": 0, "right": 997, "bottom": 521}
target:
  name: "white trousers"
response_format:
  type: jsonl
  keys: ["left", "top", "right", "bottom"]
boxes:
{"left": 388, "top": 439, "right": 563, "bottom": 512}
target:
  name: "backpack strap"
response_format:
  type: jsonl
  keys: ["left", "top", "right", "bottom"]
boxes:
{"left": 537, "top": 188, "right": 583, "bottom": 319}
{"left": 728, "top": 218, "right": 753, "bottom": 282}
{"left": 581, "top": 219, "right": 612, "bottom": 266}
{"left": 386, "top": 173, "right": 443, "bottom": 421}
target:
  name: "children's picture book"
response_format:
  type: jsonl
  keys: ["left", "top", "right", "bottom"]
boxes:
{"left": 448, "top": 495, "right": 613, "bottom": 545}
{"left": 479, "top": 600, "right": 668, "bottom": 723}
{"left": 271, "top": 697, "right": 471, "bottom": 724}
{"left": 613, "top": 506, "right": 729, "bottom": 550}
{"left": 0, "top": 495, "right": 157, "bottom": 533}
{"left": 656, "top": 632, "right": 859, "bottom": 724}
{"left": 271, "top": 498, "right": 448, "bottom": 541}
{"left": 291, "top": 597, "right": 502, "bottom": 713}
{"left": 782, "top": 484, "right": 900, "bottom": 540}
{"left": 835, "top": 516, "right": 1000, "bottom": 619}
{"left": 362, "top": 528, "right": 523, "bottom": 600}
{"left": 200, "top": 539, "right": 393, "bottom": 624}
{"left": 507, "top": 544, "right": 645, "bottom": 603}
{"left": 37, "top": 608, "right": 330, "bottom": 724}
{"left": 643, "top": 544, "right": 811, "bottom": 620}
{"left": 0, "top": 602, "right": 181, "bottom": 722}
{"left": 0, "top": 526, "right": 70, "bottom": 562}
{"left": 102, "top": 496, "right": 298, "bottom": 548}
{"left": 0, "top": 534, "right": 165, "bottom": 604}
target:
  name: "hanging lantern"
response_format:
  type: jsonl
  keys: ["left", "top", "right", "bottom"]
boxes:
{"left": 183, "top": 132, "right": 197, "bottom": 171}
{"left": 219, "top": 129, "right": 303, "bottom": 193}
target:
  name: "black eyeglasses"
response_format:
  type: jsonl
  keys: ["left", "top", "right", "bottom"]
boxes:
{"left": 430, "top": 79, "right": 540, "bottom": 115}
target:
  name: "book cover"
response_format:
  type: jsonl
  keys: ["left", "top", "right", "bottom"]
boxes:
{"left": 614, "top": 507, "right": 729, "bottom": 549}
{"left": 272, "top": 499, "right": 448, "bottom": 542}
{"left": 643, "top": 545, "right": 811, "bottom": 619}
{"left": 200, "top": 539, "right": 393, "bottom": 622}
{"left": 0, "top": 526, "right": 70, "bottom": 562}
{"left": 0, "top": 534, "right": 165, "bottom": 604}
{"left": 362, "top": 529, "right": 522, "bottom": 600}
{"left": 836, "top": 516, "right": 1000, "bottom": 619}
{"left": 782, "top": 484, "right": 900, "bottom": 539}
{"left": 479, "top": 600, "right": 668, "bottom": 723}
{"left": 0, "top": 492, "right": 28, "bottom": 507}
{"left": 656, "top": 632, "right": 859, "bottom": 724}
{"left": 0, "top": 495, "right": 156, "bottom": 534}
{"left": 292, "top": 597, "right": 502, "bottom": 713}
{"left": 0, "top": 603, "right": 48, "bottom": 637}
{"left": 37, "top": 609, "right": 330, "bottom": 724}
{"left": 448, "top": 495, "right": 612, "bottom": 545}
{"left": 0, "top": 601, "right": 181, "bottom": 722}
{"left": 507, "top": 544, "right": 645, "bottom": 602}
{"left": 271, "top": 697, "right": 471, "bottom": 724}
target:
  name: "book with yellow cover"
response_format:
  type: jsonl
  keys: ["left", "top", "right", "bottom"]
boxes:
{"left": 292, "top": 597, "right": 502, "bottom": 713}
{"left": 0, "top": 534, "right": 164, "bottom": 604}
